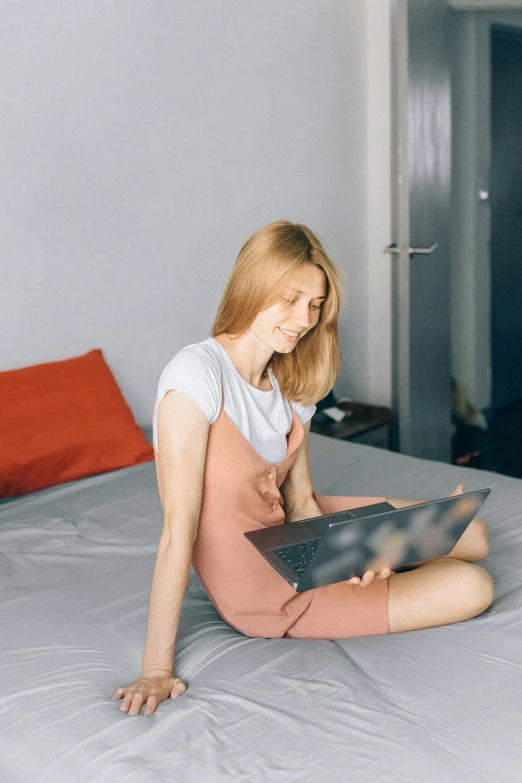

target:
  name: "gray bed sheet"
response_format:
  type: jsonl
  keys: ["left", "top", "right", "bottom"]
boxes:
{"left": 1, "top": 432, "right": 521, "bottom": 783}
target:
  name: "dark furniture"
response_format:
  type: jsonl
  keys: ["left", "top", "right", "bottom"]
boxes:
{"left": 310, "top": 401, "right": 393, "bottom": 450}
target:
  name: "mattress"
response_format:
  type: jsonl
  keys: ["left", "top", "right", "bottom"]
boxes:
{"left": 1, "top": 430, "right": 521, "bottom": 783}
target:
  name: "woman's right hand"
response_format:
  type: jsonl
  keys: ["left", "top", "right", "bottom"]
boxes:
{"left": 111, "top": 669, "right": 187, "bottom": 716}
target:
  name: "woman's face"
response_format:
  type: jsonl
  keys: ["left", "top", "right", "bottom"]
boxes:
{"left": 250, "top": 263, "right": 327, "bottom": 353}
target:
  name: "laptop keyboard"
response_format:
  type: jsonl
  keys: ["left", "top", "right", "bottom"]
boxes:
{"left": 273, "top": 539, "right": 321, "bottom": 578}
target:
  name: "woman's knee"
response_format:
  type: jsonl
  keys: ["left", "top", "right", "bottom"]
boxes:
{"left": 466, "top": 562, "right": 495, "bottom": 610}
{"left": 420, "top": 558, "right": 494, "bottom": 611}
{"left": 387, "top": 559, "right": 494, "bottom": 634}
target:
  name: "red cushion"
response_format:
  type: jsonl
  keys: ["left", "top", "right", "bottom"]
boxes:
{"left": 0, "top": 349, "right": 154, "bottom": 497}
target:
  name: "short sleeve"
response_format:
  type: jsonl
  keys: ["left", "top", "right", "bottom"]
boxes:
{"left": 290, "top": 400, "right": 317, "bottom": 426}
{"left": 153, "top": 346, "right": 222, "bottom": 451}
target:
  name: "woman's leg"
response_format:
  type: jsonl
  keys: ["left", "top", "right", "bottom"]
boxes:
{"left": 387, "top": 557, "right": 494, "bottom": 634}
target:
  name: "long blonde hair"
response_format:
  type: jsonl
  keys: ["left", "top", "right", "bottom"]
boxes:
{"left": 212, "top": 220, "right": 344, "bottom": 406}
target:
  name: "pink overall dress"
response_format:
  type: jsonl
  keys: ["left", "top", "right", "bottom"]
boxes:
{"left": 154, "top": 382, "right": 390, "bottom": 640}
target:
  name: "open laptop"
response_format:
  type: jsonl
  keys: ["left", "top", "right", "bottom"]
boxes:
{"left": 244, "top": 489, "right": 491, "bottom": 592}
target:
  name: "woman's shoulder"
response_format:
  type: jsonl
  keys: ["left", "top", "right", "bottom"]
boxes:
{"left": 156, "top": 338, "right": 222, "bottom": 424}
{"left": 160, "top": 338, "right": 221, "bottom": 381}
{"left": 157, "top": 339, "right": 222, "bottom": 402}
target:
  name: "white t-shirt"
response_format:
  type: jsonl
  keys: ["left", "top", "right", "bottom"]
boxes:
{"left": 152, "top": 337, "right": 316, "bottom": 465}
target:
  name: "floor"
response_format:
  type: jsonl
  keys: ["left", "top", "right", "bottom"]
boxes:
{"left": 452, "top": 399, "right": 522, "bottom": 480}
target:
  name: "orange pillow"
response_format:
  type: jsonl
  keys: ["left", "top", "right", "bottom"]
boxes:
{"left": 0, "top": 349, "right": 154, "bottom": 497}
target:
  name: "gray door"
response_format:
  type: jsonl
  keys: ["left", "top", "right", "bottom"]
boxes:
{"left": 388, "top": 0, "right": 452, "bottom": 462}
{"left": 491, "top": 25, "right": 522, "bottom": 411}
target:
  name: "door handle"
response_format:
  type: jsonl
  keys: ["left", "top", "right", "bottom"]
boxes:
{"left": 383, "top": 243, "right": 439, "bottom": 256}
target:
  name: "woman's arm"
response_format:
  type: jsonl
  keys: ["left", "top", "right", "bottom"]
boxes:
{"left": 280, "top": 419, "right": 324, "bottom": 522}
{"left": 141, "top": 532, "right": 195, "bottom": 674}
{"left": 141, "top": 390, "right": 210, "bottom": 674}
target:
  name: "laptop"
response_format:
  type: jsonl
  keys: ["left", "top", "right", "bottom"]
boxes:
{"left": 244, "top": 489, "right": 491, "bottom": 592}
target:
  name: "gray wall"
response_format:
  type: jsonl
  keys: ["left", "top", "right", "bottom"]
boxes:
{"left": 450, "top": 8, "right": 522, "bottom": 411}
{"left": 1, "top": 0, "right": 392, "bottom": 425}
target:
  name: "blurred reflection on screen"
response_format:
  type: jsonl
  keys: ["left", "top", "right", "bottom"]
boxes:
{"left": 309, "top": 496, "right": 482, "bottom": 587}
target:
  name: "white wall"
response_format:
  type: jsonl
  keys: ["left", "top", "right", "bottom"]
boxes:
{"left": 1, "top": 0, "right": 392, "bottom": 425}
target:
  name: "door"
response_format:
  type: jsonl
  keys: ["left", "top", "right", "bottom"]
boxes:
{"left": 491, "top": 25, "right": 522, "bottom": 411}
{"left": 388, "top": 0, "right": 452, "bottom": 462}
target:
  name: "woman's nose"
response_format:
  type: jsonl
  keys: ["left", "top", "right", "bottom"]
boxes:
{"left": 295, "top": 305, "right": 311, "bottom": 328}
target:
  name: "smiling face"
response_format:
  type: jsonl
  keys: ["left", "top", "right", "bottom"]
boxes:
{"left": 247, "top": 263, "right": 327, "bottom": 353}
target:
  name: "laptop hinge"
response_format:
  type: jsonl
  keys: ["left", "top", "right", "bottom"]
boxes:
{"left": 301, "top": 513, "right": 352, "bottom": 537}
{"left": 348, "top": 501, "right": 396, "bottom": 518}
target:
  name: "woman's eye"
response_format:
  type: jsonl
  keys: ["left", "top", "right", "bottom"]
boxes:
{"left": 282, "top": 297, "right": 322, "bottom": 310}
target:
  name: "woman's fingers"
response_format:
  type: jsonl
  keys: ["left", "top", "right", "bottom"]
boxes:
{"left": 127, "top": 693, "right": 144, "bottom": 715}
{"left": 348, "top": 571, "right": 375, "bottom": 587}
{"left": 171, "top": 680, "right": 187, "bottom": 699}
{"left": 118, "top": 691, "right": 134, "bottom": 712}
{"left": 113, "top": 687, "right": 150, "bottom": 714}
{"left": 120, "top": 691, "right": 138, "bottom": 713}
{"left": 144, "top": 696, "right": 159, "bottom": 715}
{"left": 112, "top": 673, "right": 187, "bottom": 716}
{"left": 348, "top": 567, "right": 395, "bottom": 587}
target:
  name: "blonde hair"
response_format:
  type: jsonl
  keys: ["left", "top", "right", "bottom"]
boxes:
{"left": 211, "top": 220, "right": 344, "bottom": 406}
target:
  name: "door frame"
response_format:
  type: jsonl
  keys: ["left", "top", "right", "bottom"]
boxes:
{"left": 450, "top": 7, "right": 522, "bottom": 412}
{"left": 389, "top": 0, "right": 453, "bottom": 461}
{"left": 389, "top": 0, "right": 411, "bottom": 454}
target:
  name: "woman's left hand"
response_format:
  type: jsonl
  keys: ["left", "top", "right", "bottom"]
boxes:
{"left": 285, "top": 499, "right": 395, "bottom": 587}
{"left": 347, "top": 568, "right": 395, "bottom": 587}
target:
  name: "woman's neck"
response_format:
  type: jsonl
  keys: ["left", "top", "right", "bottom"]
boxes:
{"left": 213, "top": 333, "right": 273, "bottom": 390}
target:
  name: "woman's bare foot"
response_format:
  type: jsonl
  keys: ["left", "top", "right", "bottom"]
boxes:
{"left": 450, "top": 483, "right": 466, "bottom": 497}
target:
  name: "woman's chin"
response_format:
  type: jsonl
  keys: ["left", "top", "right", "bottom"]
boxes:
{"left": 274, "top": 340, "right": 297, "bottom": 353}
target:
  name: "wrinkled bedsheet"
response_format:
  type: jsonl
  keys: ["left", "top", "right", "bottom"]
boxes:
{"left": 1, "top": 432, "right": 521, "bottom": 782}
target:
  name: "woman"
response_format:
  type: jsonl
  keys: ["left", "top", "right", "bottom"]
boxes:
{"left": 112, "top": 220, "right": 494, "bottom": 716}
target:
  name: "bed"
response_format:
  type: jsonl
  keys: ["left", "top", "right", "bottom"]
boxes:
{"left": 1, "top": 428, "right": 521, "bottom": 783}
